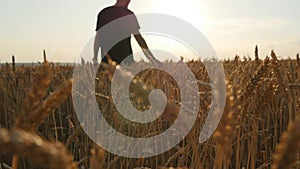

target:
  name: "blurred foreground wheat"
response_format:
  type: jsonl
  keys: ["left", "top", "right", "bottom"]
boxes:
{"left": 0, "top": 50, "right": 299, "bottom": 168}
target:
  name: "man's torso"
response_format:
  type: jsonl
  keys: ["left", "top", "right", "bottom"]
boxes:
{"left": 96, "top": 6, "right": 140, "bottom": 64}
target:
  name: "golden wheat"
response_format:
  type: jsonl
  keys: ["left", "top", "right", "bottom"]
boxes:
{"left": 0, "top": 52, "right": 300, "bottom": 168}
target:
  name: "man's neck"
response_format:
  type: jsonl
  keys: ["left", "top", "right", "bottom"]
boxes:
{"left": 114, "top": 3, "right": 128, "bottom": 8}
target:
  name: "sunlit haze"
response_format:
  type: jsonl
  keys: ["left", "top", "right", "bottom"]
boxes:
{"left": 0, "top": 0, "right": 299, "bottom": 62}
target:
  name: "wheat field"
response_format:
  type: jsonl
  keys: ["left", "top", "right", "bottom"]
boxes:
{"left": 0, "top": 51, "right": 300, "bottom": 169}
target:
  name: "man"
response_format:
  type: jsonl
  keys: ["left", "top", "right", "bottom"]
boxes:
{"left": 93, "top": 0, "right": 160, "bottom": 65}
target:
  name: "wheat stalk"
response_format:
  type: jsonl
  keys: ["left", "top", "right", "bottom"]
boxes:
{"left": 89, "top": 144, "right": 105, "bottom": 169}
{"left": 15, "top": 79, "right": 72, "bottom": 131}
{"left": 0, "top": 128, "right": 77, "bottom": 169}
{"left": 271, "top": 114, "right": 300, "bottom": 169}
{"left": 213, "top": 82, "right": 241, "bottom": 169}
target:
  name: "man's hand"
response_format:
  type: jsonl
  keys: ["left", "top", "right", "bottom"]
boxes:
{"left": 94, "top": 31, "right": 101, "bottom": 64}
{"left": 142, "top": 48, "right": 161, "bottom": 66}
{"left": 93, "top": 57, "right": 98, "bottom": 64}
{"left": 134, "top": 32, "right": 161, "bottom": 65}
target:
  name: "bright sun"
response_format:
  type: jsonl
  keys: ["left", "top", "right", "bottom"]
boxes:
{"left": 154, "top": 0, "right": 206, "bottom": 27}
{"left": 131, "top": 0, "right": 209, "bottom": 61}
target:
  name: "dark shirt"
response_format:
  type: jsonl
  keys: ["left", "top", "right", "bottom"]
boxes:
{"left": 96, "top": 6, "right": 140, "bottom": 64}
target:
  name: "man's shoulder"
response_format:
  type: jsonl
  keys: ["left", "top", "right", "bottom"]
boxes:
{"left": 100, "top": 6, "right": 114, "bottom": 12}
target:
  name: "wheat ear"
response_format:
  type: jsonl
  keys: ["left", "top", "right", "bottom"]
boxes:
{"left": 0, "top": 128, "right": 78, "bottom": 169}
{"left": 271, "top": 114, "right": 300, "bottom": 169}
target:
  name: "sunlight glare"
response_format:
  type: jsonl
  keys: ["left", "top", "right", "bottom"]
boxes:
{"left": 154, "top": 0, "right": 206, "bottom": 28}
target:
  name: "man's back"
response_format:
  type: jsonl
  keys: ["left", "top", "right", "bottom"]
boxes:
{"left": 96, "top": 6, "right": 140, "bottom": 64}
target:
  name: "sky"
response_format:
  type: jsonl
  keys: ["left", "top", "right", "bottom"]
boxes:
{"left": 0, "top": 0, "right": 299, "bottom": 62}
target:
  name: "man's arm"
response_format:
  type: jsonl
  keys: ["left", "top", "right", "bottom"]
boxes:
{"left": 133, "top": 32, "right": 160, "bottom": 64}
{"left": 93, "top": 31, "right": 101, "bottom": 63}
